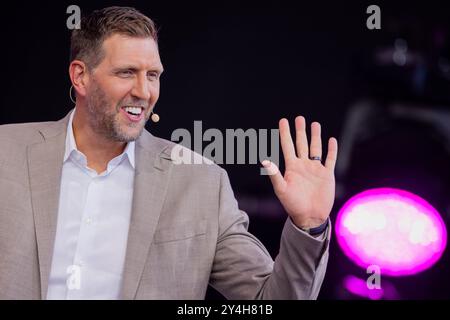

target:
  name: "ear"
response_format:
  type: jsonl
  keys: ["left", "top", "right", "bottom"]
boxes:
{"left": 69, "top": 60, "right": 90, "bottom": 100}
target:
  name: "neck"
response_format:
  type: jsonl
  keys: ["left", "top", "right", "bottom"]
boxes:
{"left": 72, "top": 107, "right": 127, "bottom": 174}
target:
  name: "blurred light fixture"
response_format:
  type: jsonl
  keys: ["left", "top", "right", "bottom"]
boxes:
{"left": 335, "top": 188, "right": 447, "bottom": 276}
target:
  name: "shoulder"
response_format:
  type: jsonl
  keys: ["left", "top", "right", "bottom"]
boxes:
{"left": 0, "top": 120, "right": 56, "bottom": 146}
{"left": 0, "top": 120, "right": 60, "bottom": 169}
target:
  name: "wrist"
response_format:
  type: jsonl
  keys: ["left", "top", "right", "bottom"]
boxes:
{"left": 293, "top": 218, "right": 329, "bottom": 236}
{"left": 292, "top": 217, "right": 327, "bottom": 230}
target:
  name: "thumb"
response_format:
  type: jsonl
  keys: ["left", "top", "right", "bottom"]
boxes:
{"left": 262, "top": 160, "right": 287, "bottom": 195}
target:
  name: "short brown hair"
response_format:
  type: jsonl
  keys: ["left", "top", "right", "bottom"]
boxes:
{"left": 70, "top": 6, "right": 158, "bottom": 69}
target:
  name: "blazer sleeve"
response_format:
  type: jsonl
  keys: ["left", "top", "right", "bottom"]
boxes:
{"left": 208, "top": 168, "right": 330, "bottom": 300}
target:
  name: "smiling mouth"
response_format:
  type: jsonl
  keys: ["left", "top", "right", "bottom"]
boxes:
{"left": 120, "top": 105, "right": 147, "bottom": 123}
{"left": 122, "top": 106, "right": 144, "bottom": 116}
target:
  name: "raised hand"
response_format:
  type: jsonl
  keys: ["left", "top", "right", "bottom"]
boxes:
{"left": 262, "top": 116, "right": 338, "bottom": 229}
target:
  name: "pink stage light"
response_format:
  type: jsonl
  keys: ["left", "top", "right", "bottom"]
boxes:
{"left": 335, "top": 188, "right": 447, "bottom": 276}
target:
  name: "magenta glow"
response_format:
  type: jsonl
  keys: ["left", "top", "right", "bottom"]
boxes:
{"left": 343, "top": 275, "right": 384, "bottom": 300}
{"left": 335, "top": 188, "right": 447, "bottom": 276}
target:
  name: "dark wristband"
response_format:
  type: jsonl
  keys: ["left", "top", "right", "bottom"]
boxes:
{"left": 298, "top": 219, "right": 329, "bottom": 236}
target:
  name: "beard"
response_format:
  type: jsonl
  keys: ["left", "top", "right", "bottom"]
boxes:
{"left": 85, "top": 79, "right": 151, "bottom": 143}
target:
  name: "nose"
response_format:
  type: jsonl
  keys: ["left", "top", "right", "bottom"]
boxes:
{"left": 131, "top": 75, "right": 151, "bottom": 101}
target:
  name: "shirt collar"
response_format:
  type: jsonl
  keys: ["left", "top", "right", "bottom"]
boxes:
{"left": 64, "top": 108, "right": 135, "bottom": 169}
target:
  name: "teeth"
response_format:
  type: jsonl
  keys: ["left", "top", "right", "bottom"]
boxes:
{"left": 124, "top": 106, "right": 142, "bottom": 115}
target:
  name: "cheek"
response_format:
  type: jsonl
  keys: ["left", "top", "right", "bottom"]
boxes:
{"left": 150, "top": 83, "right": 160, "bottom": 103}
{"left": 103, "top": 79, "right": 134, "bottom": 102}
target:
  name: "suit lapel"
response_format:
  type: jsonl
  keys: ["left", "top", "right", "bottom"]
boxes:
{"left": 27, "top": 113, "right": 70, "bottom": 299}
{"left": 121, "top": 130, "right": 173, "bottom": 300}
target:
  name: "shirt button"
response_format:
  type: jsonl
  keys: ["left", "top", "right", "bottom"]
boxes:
{"left": 86, "top": 218, "right": 92, "bottom": 225}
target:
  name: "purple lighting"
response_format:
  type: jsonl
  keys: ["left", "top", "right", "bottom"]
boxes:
{"left": 342, "top": 275, "right": 400, "bottom": 300}
{"left": 343, "top": 275, "right": 384, "bottom": 300}
{"left": 336, "top": 188, "right": 447, "bottom": 276}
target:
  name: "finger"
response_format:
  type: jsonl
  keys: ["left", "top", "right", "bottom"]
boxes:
{"left": 295, "top": 116, "right": 309, "bottom": 158}
{"left": 279, "top": 118, "right": 297, "bottom": 164}
{"left": 262, "top": 160, "right": 287, "bottom": 194}
{"left": 309, "top": 122, "right": 322, "bottom": 160}
{"left": 325, "top": 137, "right": 338, "bottom": 170}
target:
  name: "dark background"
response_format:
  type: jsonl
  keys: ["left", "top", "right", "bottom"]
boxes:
{"left": 1, "top": 0, "right": 450, "bottom": 299}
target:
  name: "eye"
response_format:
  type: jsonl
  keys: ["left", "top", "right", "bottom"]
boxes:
{"left": 147, "top": 72, "right": 159, "bottom": 81}
{"left": 117, "top": 70, "right": 134, "bottom": 77}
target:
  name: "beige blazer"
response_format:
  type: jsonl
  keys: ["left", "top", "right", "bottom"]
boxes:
{"left": 0, "top": 110, "right": 330, "bottom": 300}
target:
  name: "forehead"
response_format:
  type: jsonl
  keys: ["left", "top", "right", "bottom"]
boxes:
{"left": 100, "top": 33, "right": 163, "bottom": 70}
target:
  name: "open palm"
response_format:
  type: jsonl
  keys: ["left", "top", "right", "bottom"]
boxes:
{"left": 262, "top": 116, "right": 338, "bottom": 229}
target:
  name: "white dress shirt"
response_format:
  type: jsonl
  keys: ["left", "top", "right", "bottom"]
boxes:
{"left": 47, "top": 109, "right": 135, "bottom": 300}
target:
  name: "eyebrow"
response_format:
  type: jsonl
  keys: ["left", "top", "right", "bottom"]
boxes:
{"left": 112, "top": 65, "right": 164, "bottom": 74}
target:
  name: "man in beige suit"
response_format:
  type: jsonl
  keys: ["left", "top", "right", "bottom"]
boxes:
{"left": 0, "top": 7, "right": 338, "bottom": 300}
